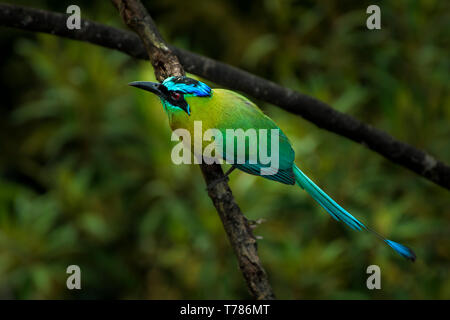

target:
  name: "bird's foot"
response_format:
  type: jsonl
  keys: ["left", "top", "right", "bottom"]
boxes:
{"left": 205, "top": 166, "right": 236, "bottom": 191}
{"left": 206, "top": 175, "right": 229, "bottom": 191}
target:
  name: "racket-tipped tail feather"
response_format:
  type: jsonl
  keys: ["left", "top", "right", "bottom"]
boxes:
{"left": 293, "top": 165, "right": 416, "bottom": 262}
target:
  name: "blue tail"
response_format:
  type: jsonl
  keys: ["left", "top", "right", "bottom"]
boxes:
{"left": 293, "top": 165, "right": 416, "bottom": 262}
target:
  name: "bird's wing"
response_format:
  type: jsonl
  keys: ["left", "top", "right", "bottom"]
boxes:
{"left": 212, "top": 89, "right": 296, "bottom": 184}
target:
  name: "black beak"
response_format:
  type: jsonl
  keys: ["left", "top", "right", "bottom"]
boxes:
{"left": 128, "top": 81, "right": 163, "bottom": 96}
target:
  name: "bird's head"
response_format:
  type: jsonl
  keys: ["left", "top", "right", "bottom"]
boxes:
{"left": 129, "top": 76, "right": 212, "bottom": 115}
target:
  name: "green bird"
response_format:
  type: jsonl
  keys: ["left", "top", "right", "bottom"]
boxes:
{"left": 129, "top": 76, "right": 416, "bottom": 262}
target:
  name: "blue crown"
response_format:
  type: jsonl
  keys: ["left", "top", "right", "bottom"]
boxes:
{"left": 162, "top": 76, "right": 212, "bottom": 97}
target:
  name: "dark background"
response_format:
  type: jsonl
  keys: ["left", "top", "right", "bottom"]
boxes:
{"left": 0, "top": 0, "right": 448, "bottom": 299}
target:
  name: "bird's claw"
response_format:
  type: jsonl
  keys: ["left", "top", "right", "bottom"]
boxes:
{"left": 206, "top": 175, "right": 229, "bottom": 191}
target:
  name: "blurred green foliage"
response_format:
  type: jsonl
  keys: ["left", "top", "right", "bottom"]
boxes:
{"left": 0, "top": 0, "right": 448, "bottom": 299}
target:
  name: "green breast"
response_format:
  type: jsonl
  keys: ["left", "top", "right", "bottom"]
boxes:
{"left": 166, "top": 89, "right": 296, "bottom": 184}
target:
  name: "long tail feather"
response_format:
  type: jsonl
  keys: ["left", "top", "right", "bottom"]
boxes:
{"left": 293, "top": 165, "right": 416, "bottom": 261}
{"left": 384, "top": 240, "right": 416, "bottom": 262}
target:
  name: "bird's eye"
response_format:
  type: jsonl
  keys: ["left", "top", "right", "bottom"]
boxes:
{"left": 171, "top": 91, "right": 182, "bottom": 100}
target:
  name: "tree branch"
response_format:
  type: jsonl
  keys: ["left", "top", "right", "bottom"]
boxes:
{"left": 0, "top": 3, "right": 448, "bottom": 190}
{"left": 110, "top": 0, "right": 275, "bottom": 300}
{"left": 111, "top": 0, "right": 183, "bottom": 81}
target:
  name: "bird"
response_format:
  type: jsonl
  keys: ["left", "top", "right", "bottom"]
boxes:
{"left": 129, "top": 75, "right": 416, "bottom": 262}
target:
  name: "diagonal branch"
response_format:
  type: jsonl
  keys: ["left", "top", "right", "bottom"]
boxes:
{"left": 112, "top": 0, "right": 183, "bottom": 81}
{"left": 110, "top": 0, "right": 275, "bottom": 300}
{"left": 0, "top": 3, "right": 448, "bottom": 190}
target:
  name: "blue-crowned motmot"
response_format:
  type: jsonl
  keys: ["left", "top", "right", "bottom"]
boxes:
{"left": 129, "top": 76, "right": 416, "bottom": 262}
